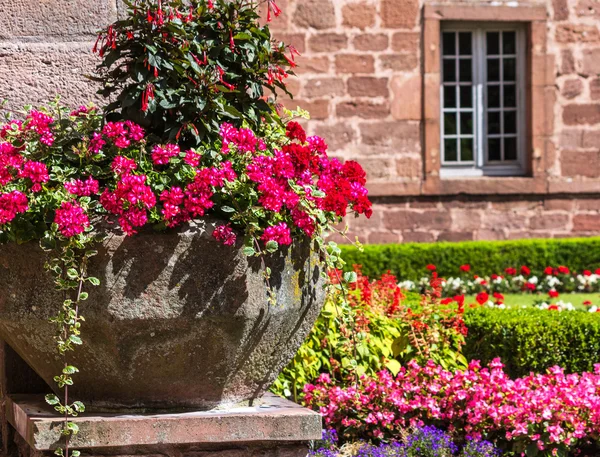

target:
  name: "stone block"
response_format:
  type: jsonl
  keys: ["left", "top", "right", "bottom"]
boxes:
{"left": 391, "top": 32, "right": 420, "bottom": 52}
{"left": 335, "top": 54, "right": 375, "bottom": 74}
{"left": 391, "top": 75, "right": 421, "bottom": 120}
{"left": 561, "top": 79, "right": 583, "bottom": 99}
{"left": 302, "top": 77, "right": 345, "bottom": 98}
{"left": 379, "top": 53, "right": 419, "bottom": 72}
{"left": 360, "top": 121, "right": 420, "bottom": 150}
{"left": 381, "top": 0, "right": 419, "bottom": 28}
{"left": 553, "top": 0, "right": 570, "bottom": 19}
{"left": 313, "top": 123, "right": 356, "bottom": 151}
{"left": 0, "top": 0, "right": 116, "bottom": 39}
{"left": 529, "top": 214, "right": 570, "bottom": 231}
{"left": 562, "top": 104, "right": 600, "bottom": 125}
{"left": 336, "top": 100, "right": 390, "bottom": 118}
{"left": 352, "top": 34, "right": 389, "bottom": 51}
{"left": 582, "top": 48, "right": 600, "bottom": 75}
{"left": 272, "top": 33, "right": 307, "bottom": 53}
{"left": 384, "top": 210, "right": 452, "bottom": 231}
{"left": 561, "top": 150, "right": 600, "bottom": 177}
{"left": 556, "top": 24, "right": 600, "bottom": 43}
{"left": 573, "top": 214, "right": 600, "bottom": 231}
{"left": 0, "top": 42, "right": 102, "bottom": 110}
{"left": 294, "top": 56, "right": 330, "bottom": 74}
{"left": 342, "top": 2, "right": 376, "bottom": 29}
{"left": 308, "top": 33, "right": 348, "bottom": 53}
{"left": 282, "top": 99, "right": 329, "bottom": 119}
{"left": 396, "top": 156, "right": 423, "bottom": 179}
{"left": 293, "top": 0, "right": 336, "bottom": 30}
{"left": 402, "top": 231, "right": 436, "bottom": 243}
{"left": 347, "top": 77, "right": 389, "bottom": 97}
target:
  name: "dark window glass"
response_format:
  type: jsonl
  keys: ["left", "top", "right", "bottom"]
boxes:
{"left": 461, "top": 138, "right": 474, "bottom": 161}
{"left": 488, "top": 111, "right": 501, "bottom": 134}
{"left": 487, "top": 58, "right": 500, "bottom": 81}
{"left": 505, "top": 137, "right": 517, "bottom": 160}
{"left": 444, "top": 139, "right": 458, "bottom": 162}
{"left": 503, "top": 31, "right": 516, "bottom": 54}
{"left": 504, "top": 58, "right": 516, "bottom": 81}
{"left": 459, "top": 32, "right": 472, "bottom": 55}
{"left": 460, "top": 112, "right": 473, "bottom": 135}
{"left": 444, "top": 113, "right": 457, "bottom": 135}
{"left": 443, "top": 32, "right": 456, "bottom": 56}
{"left": 459, "top": 59, "right": 472, "bottom": 82}
{"left": 488, "top": 138, "right": 501, "bottom": 161}
{"left": 460, "top": 86, "right": 472, "bottom": 108}
{"left": 504, "top": 111, "right": 517, "bottom": 134}
{"left": 444, "top": 86, "right": 457, "bottom": 108}
{"left": 504, "top": 84, "right": 516, "bottom": 107}
{"left": 487, "top": 32, "right": 500, "bottom": 55}
{"left": 488, "top": 85, "right": 500, "bottom": 108}
{"left": 443, "top": 59, "right": 456, "bottom": 82}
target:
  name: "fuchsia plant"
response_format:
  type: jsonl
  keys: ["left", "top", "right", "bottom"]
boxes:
{"left": 305, "top": 359, "right": 600, "bottom": 456}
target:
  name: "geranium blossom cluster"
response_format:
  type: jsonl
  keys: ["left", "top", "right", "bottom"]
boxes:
{"left": 305, "top": 359, "right": 600, "bottom": 456}
{"left": 0, "top": 105, "right": 371, "bottom": 251}
{"left": 399, "top": 263, "right": 600, "bottom": 297}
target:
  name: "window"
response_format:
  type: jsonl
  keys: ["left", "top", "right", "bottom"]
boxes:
{"left": 440, "top": 24, "right": 526, "bottom": 177}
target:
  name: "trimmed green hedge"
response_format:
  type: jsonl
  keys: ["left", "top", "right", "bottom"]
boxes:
{"left": 463, "top": 307, "right": 600, "bottom": 377}
{"left": 340, "top": 237, "right": 600, "bottom": 280}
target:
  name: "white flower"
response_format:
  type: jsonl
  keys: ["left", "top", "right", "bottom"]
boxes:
{"left": 398, "top": 280, "right": 415, "bottom": 291}
{"left": 590, "top": 306, "right": 598, "bottom": 313}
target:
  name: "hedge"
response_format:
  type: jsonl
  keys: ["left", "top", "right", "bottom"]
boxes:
{"left": 340, "top": 237, "right": 600, "bottom": 280}
{"left": 463, "top": 307, "right": 600, "bottom": 378}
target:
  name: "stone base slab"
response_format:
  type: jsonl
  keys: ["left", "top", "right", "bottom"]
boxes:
{"left": 5, "top": 393, "right": 321, "bottom": 455}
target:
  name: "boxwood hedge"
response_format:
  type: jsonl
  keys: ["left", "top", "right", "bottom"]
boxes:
{"left": 463, "top": 307, "right": 600, "bottom": 377}
{"left": 340, "top": 237, "right": 600, "bottom": 280}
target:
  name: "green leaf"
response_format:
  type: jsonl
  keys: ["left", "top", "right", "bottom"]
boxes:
{"left": 79, "top": 292, "right": 89, "bottom": 301}
{"left": 343, "top": 271, "right": 358, "bottom": 283}
{"left": 265, "top": 240, "right": 278, "bottom": 253}
{"left": 66, "top": 268, "right": 78, "bottom": 279}
{"left": 385, "top": 359, "right": 401, "bottom": 376}
{"left": 243, "top": 246, "right": 255, "bottom": 257}
{"left": 69, "top": 335, "right": 83, "bottom": 345}
{"left": 88, "top": 277, "right": 100, "bottom": 286}
{"left": 63, "top": 365, "right": 79, "bottom": 375}
{"left": 221, "top": 206, "right": 235, "bottom": 213}
{"left": 45, "top": 394, "right": 60, "bottom": 406}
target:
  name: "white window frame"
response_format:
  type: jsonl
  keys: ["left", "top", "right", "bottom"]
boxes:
{"left": 439, "top": 22, "right": 527, "bottom": 178}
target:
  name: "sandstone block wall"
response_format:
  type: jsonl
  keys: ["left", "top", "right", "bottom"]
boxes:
{"left": 1, "top": 0, "right": 600, "bottom": 243}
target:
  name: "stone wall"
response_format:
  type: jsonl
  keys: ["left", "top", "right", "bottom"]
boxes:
{"left": 1, "top": 0, "right": 600, "bottom": 243}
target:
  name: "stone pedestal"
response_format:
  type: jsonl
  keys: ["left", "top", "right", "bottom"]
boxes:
{"left": 4, "top": 393, "right": 321, "bottom": 457}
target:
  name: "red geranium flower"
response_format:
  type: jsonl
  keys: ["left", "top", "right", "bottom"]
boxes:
{"left": 549, "top": 290, "right": 559, "bottom": 298}
{"left": 453, "top": 295, "right": 465, "bottom": 306}
{"left": 548, "top": 304, "right": 559, "bottom": 311}
{"left": 584, "top": 270, "right": 592, "bottom": 277}
{"left": 476, "top": 292, "right": 489, "bottom": 305}
{"left": 426, "top": 264, "right": 436, "bottom": 271}
{"left": 544, "top": 266, "right": 554, "bottom": 275}
{"left": 440, "top": 297, "right": 453, "bottom": 305}
{"left": 493, "top": 292, "right": 504, "bottom": 301}
{"left": 583, "top": 300, "right": 593, "bottom": 306}
{"left": 558, "top": 265, "right": 570, "bottom": 274}
{"left": 520, "top": 265, "right": 531, "bottom": 276}
{"left": 459, "top": 264, "right": 471, "bottom": 272}
{"left": 505, "top": 267, "right": 517, "bottom": 275}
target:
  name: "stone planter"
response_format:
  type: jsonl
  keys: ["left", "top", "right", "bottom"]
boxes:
{"left": 0, "top": 219, "right": 325, "bottom": 411}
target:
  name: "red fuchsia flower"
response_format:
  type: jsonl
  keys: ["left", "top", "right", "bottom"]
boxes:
{"left": 212, "top": 223, "right": 237, "bottom": 246}
{"left": 266, "top": 0, "right": 282, "bottom": 22}
{"left": 521, "top": 265, "right": 531, "bottom": 276}
{"left": 64, "top": 176, "right": 99, "bottom": 197}
{"left": 19, "top": 161, "right": 49, "bottom": 192}
{"left": 426, "top": 264, "right": 437, "bottom": 271}
{"left": 262, "top": 222, "right": 292, "bottom": 245}
{"left": 54, "top": 201, "right": 90, "bottom": 237}
{"left": 152, "top": 144, "right": 180, "bottom": 165}
{"left": 583, "top": 270, "right": 592, "bottom": 276}
{"left": 505, "top": 267, "right": 517, "bottom": 275}
{"left": 111, "top": 156, "right": 137, "bottom": 176}
{"left": 558, "top": 265, "right": 570, "bottom": 274}
{"left": 476, "top": 292, "right": 489, "bottom": 305}
{"left": 549, "top": 289, "right": 559, "bottom": 298}
{"left": 459, "top": 264, "right": 471, "bottom": 272}
{"left": 285, "top": 121, "right": 307, "bottom": 143}
{"left": 0, "top": 190, "right": 28, "bottom": 225}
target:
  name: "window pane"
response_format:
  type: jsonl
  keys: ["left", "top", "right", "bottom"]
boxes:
{"left": 488, "top": 86, "right": 500, "bottom": 108}
{"left": 459, "top": 59, "right": 472, "bottom": 82}
{"left": 505, "top": 137, "right": 517, "bottom": 160}
{"left": 503, "top": 31, "right": 516, "bottom": 54}
{"left": 444, "top": 86, "right": 457, "bottom": 108}
{"left": 443, "top": 59, "right": 456, "bottom": 82}
{"left": 444, "top": 139, "right": 458, "bottom": 162}
{"left": 460, "top": 112, "right": 473, "bottom": 135}
{"left": 460, "top": 86, "right": 472, "bottom": 108}
{"left": 444, "top": 113, "right": 457, "bottom": 135}
{"left": 504, "top": 58, "right": 516, "bottom": 81}
{"left": 443, "top": 32, "right": 456, "bottom": 56}
{"left": 488, "top": 112, "right": 501, "bottom": 134}
{"left": 459, "top": 32, "right": 472, "bottom": 55}
{"left": 504, "top": 111, "right": 517, "bottom": 134}
{"left": 488, "top": 138, "right": 501, "bottom": 161}
{"left": 461, "top": 138, "right": 474, "bottom": 161}
{"left": 504, "top": 84, "right": 516, "bottom": 107}
{"left": 487, "top": 32, "right": 500, "bottom": 55}
{"left": 487, "top": 58, "right": 500, "bottom": 82}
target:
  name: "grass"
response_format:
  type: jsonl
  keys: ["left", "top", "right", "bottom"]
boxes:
{"left": 464, "top": 292, "right": 600, "bottom": 310}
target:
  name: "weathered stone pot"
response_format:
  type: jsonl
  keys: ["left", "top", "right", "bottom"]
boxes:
{"left": 0, "top": 219, "right": 325, "bottom": 411}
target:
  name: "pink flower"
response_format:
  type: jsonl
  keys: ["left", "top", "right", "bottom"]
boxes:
{"left": 25, "top": 110, "right": 54, "bottom": 146}
{"left": 262, "top": 222, "right": 292, "bottom": 245}
{"left": 89, "top": 132, "right": 106, "bottom": 154}
{"left": 152, "top": 144, "right": 180, "bottom": 165}
{"left": 212, "top": 224, "right": 237, "bottom": 246}
{"left": 19, "top": 161, "right": 49, "bottom": 192}
{"left": 111, "top": 156, "right": 137, "bottom": 176}
{"left": 64, "top": 176, "right": 99, "bottom": 196}
{"left": 0, "top": 190, "right": 28, "bottom": 225}
{"left": 183, "top": 150, "right": 202, "bottom": 167}
{"left": 54, "top": 201, "right": 90, "bottom": 237}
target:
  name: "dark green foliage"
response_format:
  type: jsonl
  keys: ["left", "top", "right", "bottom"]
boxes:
{"left": 463, "top": 307, "right": 600, "bottom": 377}
{"left": 94, "top": 0, "right": 293, "bottom": 146}
{"left": 340, "top": 238, "right": 600, "bottom": 280}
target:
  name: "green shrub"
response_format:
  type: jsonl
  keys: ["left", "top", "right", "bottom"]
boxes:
{"left": 340, "top": 237, "right": 600, "bottom": 280}
{"left": 463, "top": 307, "right": 600, "bottom": 377}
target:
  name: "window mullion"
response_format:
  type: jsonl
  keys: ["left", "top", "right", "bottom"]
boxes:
{"left": 475, "top": 29, "right": 485, "bottom": 169}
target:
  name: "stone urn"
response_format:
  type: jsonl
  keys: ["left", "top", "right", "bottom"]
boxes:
{"left": 0, "top": 219, "right": 325, "bottom": 411}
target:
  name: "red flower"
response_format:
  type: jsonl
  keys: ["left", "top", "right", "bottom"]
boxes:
{"left": 584, "top": 270, "right": 592, "bottom": 277}
{"left": 440, "top": 298, "right": 453, "bottom": 305}
{"left": 476, "top": 292, "right": 489, "bottom": 305}
{"left": 459, "top": 264, "right": 471, "bottom": 272}
{"left": 520, "top": 265, "right": 531, "bottom": 276}
{"left": 544, "top": 266, "right": 554, "bottom": 275}
{"left": 549, "top": 289, "right": 559, "bottom": 298}
{"left": 558, "top": 265, "right": 570, "bottom": 274}
{"left": 525, "top": 282, "right": 536, "bottom": 291}
{"left": 548, "top": 304, "right": 559, "bottom": 311}
{"left": 491, "top": 274, "right": 502, "bottom": 280}
{"left": 493, "top": 292, "right": 504, "bottom": 301}
{"left": 453, "top": 295, "right": 465, "bottom": 306}
{"left": 596, "top": 268, "right": 600, "bottom": 275}
{"left": 285, "top": 121, "right": 307, "bottom": 143}
{"left": 583, "top": 300, "right": 593, "bottom": 306}
{"left": 426, "top": 264, "right": 436, "bottom": 271}
{"left": 505, "top": 267, "right": 517, "bottom": 275}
